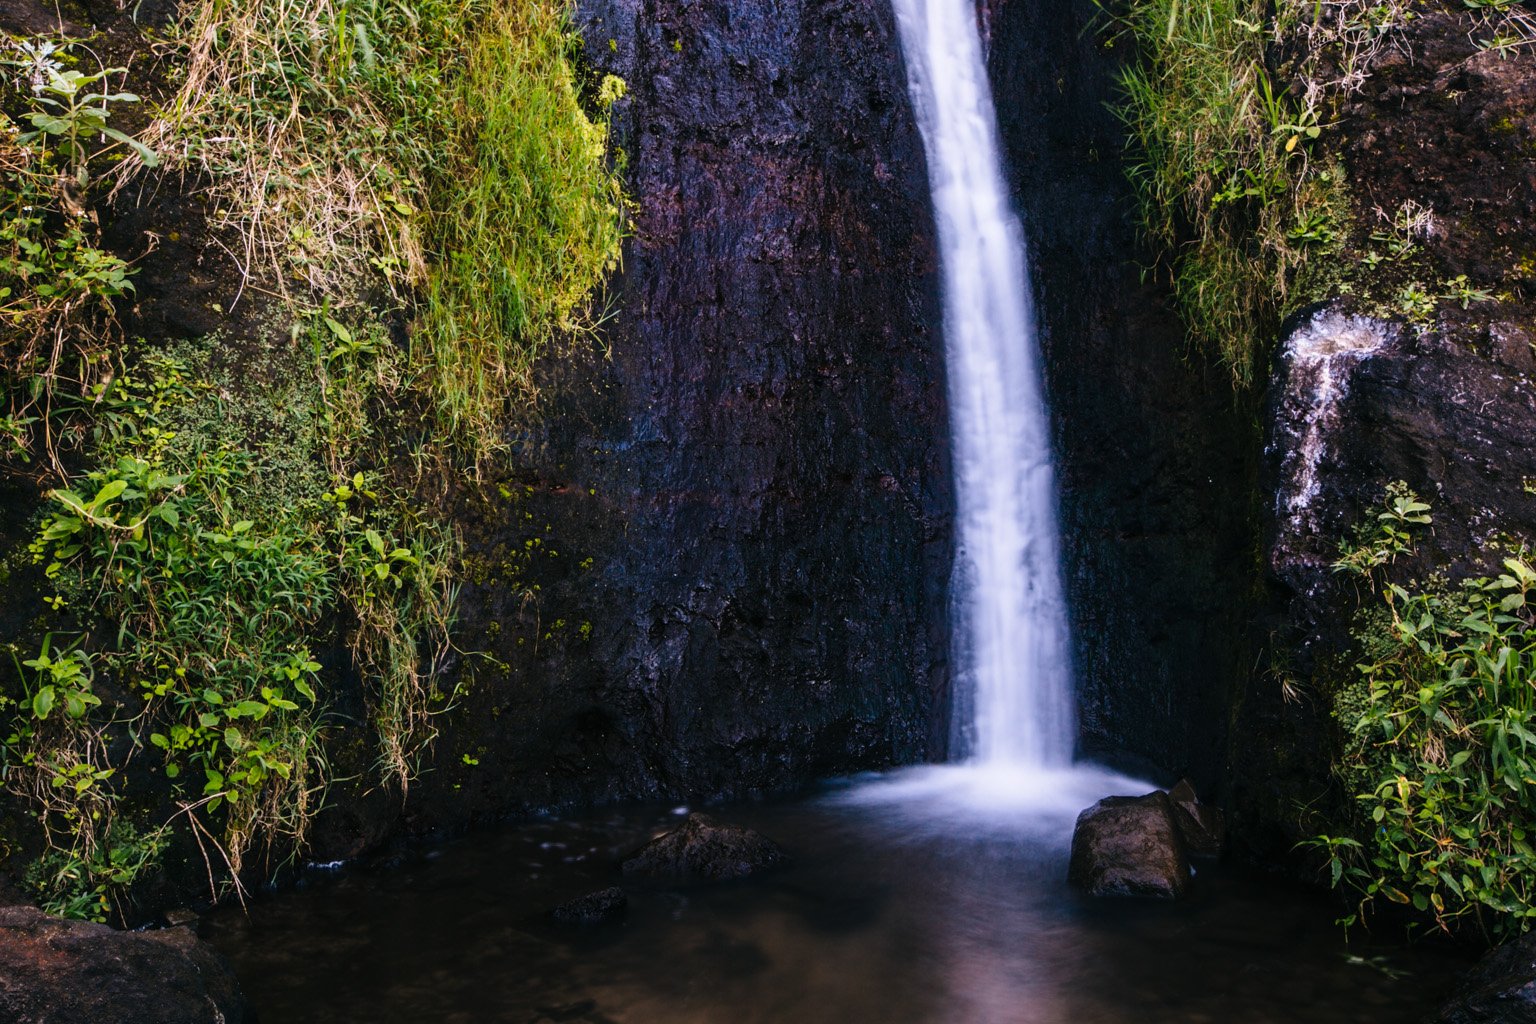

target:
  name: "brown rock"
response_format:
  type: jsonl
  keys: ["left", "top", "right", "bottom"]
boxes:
{"left": 1430, "top": 930, "right": 1536, "bottom": 1024}
{"left": 621, "top": 813, "right": 788, "bottom": 881}
{"left": 0, "top": 906, "right": 245, "bottom": 1023}
{"left": 1167, "top": 778, "right": 1226, "bottom": 860}
{"left": 1068, "top": 791, "right": 1191, "bottom": 899}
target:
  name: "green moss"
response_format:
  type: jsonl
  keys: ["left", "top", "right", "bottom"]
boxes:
{"left": 416, "top": 4, "right": 627, "bottom": 462}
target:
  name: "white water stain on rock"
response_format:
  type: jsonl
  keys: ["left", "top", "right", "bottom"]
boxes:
{"left": 1272, "top": 309, "right": 1399, "bottom": 567}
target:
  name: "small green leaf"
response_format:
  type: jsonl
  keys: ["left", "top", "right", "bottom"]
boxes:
{"left": 32, "top": 686, "right": 55, "bottom": 719}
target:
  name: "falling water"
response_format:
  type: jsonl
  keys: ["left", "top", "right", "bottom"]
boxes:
{"left": 890, "top": 0, "right": 1075, "bottom": 769}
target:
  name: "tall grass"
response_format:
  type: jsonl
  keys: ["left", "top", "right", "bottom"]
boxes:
{"left": 1111, "top": 0, "right": 1291, "bottom": 385}
{"left": 148, "top": 0, "right": 626, "bottom": 461}
{"left": 1106, "top": 0, "right": 1383, "bottom": 385}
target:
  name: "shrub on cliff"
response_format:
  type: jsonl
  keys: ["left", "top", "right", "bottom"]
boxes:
{"left": 0, "top": 0, "right": 626, "bottom": 918}
{"left": 1319, "top": 490, "right": 1536, "bottom": 940}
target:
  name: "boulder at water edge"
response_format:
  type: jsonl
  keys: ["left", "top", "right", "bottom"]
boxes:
{"left": 0, "top": 905, "right": 246, "bottom": 1024}
{"left": 621, "top": 813, "right": 788, "bottom": 881}
{"left": 1167, "top": 778, "right": 1226, "bottom": 860}
{"left": 550, "top": 887, "right": 629, "bottom": 925}
{"left": 1068, "top": 791, "right": 1191, "bottom": 899}
{"left": 1431, "top": 931, "right": 1536, "bottom": 1024}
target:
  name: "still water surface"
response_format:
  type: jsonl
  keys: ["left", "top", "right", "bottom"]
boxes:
{"left": 203, "top": 768, "right": 1467, "bottom": 1024}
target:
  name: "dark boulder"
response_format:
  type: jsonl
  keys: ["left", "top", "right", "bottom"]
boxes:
{"left": 0, "top": 906, "right": 245, "bottom": 1024}
{"left": 1430, "top": 932, "right": 1536, "bottom": 1024}
{"left": 550, "top": 887, "right": 629, "bottom": 926}
{"left": 621, "top": 813, "right": 787, "bottom": 882}
{"left": 1167, "top": 778, "right": 1226, "bottom": 860}
{"left": 1068, "top": 791, "right": 1191, "bottom": 899}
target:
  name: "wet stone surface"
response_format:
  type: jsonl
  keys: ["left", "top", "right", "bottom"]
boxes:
{"left": 0, "top": 906, "right": 245, "bottom": 1024}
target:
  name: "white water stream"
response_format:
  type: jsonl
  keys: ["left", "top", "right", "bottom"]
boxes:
{"left": 890, "top": 0, "right": 1075, "bottom": 771}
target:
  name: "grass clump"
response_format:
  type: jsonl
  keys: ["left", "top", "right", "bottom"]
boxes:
{"left": 148, "top": 0, "right": 627, "bottom": 462}
{"left": 1317, "top": 488, "right": 1536, "bottom": 939}
{"left": 1101, "top": 0, "right": 1414, "bottom": 385}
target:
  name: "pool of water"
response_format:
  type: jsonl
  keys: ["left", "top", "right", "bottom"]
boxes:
{"left": 202, "top": 767, "right": 1469, "bottom": 1024}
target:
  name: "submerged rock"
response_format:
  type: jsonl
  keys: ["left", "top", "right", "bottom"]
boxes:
{"left": 620, "top": 813, "right": 787, "bottom": 881}
{"left": 1068, "top": 791, "right": 1191, "bottom": 899}
{"left": 550, "top": 887, "right": 628, "bottom": 926}
{"left": 0, "top": 906, "right": 245, "bottom": 1024}
{"left": 1167, "top": 778, "right": 1226, "bottom": 860}
{"left": 1431, "top": 931, "right": 1536, "bottom": 1024}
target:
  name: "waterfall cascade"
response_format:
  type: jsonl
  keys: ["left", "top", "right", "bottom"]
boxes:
{"left": 889, "top": 0, "right": 1075, "bottom": 770}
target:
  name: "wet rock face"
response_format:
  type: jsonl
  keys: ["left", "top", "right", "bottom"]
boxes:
{"left": 1431, "top": 931, "right": 1536, "bottom": 1024}
{"left": 0, "top": 907, "right": 245, "bottom": 1024}
{"left": 416, "top": 0, "right": 950, "bottom": 822}
{"left": 1237, "top": 300, "right": 1536, "bottom": 853}
{"left": 1261, "top": 304, "right": 1536, "bottom": 608}
{"left": 1266, "top": 309, "right": 1402, "bottom": 584}
{"left": 621, "top": 813, "right": 787, "bottom": 882}
{"left": 1068, "top": 791, "right": 1191, "bottom": 899}
{"left": 987, "top": 1, "right": 1256, "bottom": 786}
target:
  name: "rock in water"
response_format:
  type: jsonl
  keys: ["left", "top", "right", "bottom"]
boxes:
{"left": 1431, "top": 932, "right": 1536, "bottom": 1024}
{"left": 621, "top": 813, "right": 787, "bottom": 881}
{"left": 1068, "top": 792, "right": 1191, "bottom": 899}
{"left": 550, "top": 887, "right": 628, "bottom": 925}
{"left": 0, "top": 906, "right": 246, "bottom": 1024}
{"left": 1167, "top": 778, "right": 1226, "bottom": 860}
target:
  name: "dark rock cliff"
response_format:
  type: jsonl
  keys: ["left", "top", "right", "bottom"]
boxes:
{"left": 1236, "top": 7, "right": 1536, "bottom": 858}
{"left": 987, "top": 0, "right": 1257, "bottom": 790}
{"left": 402, "top": 0, "right": 951, "bottom": 831}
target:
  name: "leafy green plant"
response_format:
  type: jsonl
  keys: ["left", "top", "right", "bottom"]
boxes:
{"left": 1397, "top": 283, "right": 1436, "bottom": 322}
{"left": 17, "top": 64, "right": 158, "bottom": 185}
{"left": 1445, "top": 275, "right": 1495, "bottom": 309}
{"left": 0, "top": 41, "right": 156, "bottom": 463}
{"left": 24, "top": 820, "right": 168, "bottom": 923}
{"left": 1333, "top": 483, "right": 1432, "bottom": 579}
{"left": 5, "top": 334, "right": 454, "bottom": 894}
{"left": 1318, "top": 489, "right": 1536, "bottom": 939}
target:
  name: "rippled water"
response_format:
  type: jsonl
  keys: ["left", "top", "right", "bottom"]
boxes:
{"left": 204, "top": 768, "right": 1468, "bottom": 1024}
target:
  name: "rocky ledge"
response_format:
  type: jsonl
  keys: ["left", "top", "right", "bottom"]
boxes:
{"left": 0, "top": 906, "right": 245, "bottom": 1024}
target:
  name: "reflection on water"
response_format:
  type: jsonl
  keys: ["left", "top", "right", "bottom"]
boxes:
{"left": 203, "top": 768, "right": 1467, "bottom": 1024}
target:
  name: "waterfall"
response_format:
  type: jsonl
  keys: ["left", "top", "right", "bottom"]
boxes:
{"left": 890, "top": 0, "right": 1075, "bottom": 769}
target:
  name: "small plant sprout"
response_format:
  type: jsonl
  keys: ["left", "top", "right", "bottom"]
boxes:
{"left": 1397, "top": 283, "right": 1436, "bottom": 322}
{"left": 1445, "top": 275, "right": 1494, "bottom": 309}
{"left": 17, "top": 64, "right": 158, "bottom": 185}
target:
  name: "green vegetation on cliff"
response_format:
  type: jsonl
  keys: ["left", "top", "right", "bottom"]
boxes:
{"left": 1102, "top": 0, "right": 1536, "bottom": 384}
{"left": 1322, "top": 492, "right": 1536, "bottom": 940}
{"left": 0, "top": 0, "right": 625, "bottom": 919}
{"left": 1102, "top": 0, "right": 1363, "bottom": 383}
{"left": 1108, "top": 0, "right": 1536, "bottom": 939}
